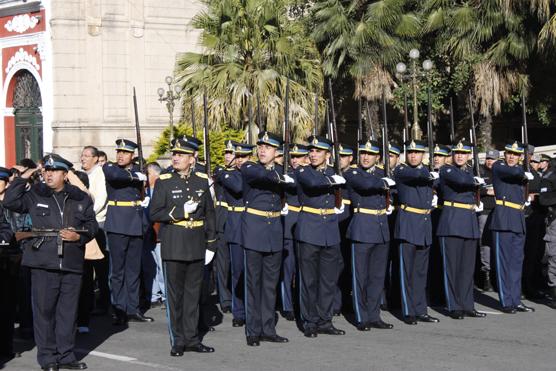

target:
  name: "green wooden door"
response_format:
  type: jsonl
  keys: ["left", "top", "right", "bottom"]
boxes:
{"left": 15, "top": 108, "right": 43, "bottom": 163}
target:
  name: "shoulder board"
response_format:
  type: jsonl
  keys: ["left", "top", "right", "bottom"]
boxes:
{"left": 159, "top": 173, "right": 172, "bottom": 180}
{"left": 349, "top": 164, "right": 357, "bottom": 168}
{"left": 377, "top": 164, "right": 384, "bottom": 169}
{"left": 195, "top": 172, "right": 209, "bottom": 179}
{"left": 225, "top": 167, "right": 235, "bottom": 171}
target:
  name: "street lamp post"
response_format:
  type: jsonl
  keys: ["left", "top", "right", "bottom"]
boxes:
{"left": 157, "top": 76, "right": 182, "bottom": 141}
{"left": 395, "top": 49, "right": 433, "bottom": 140}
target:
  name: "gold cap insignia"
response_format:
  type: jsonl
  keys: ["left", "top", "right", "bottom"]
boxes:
{"left": 175, "top": 140, "right": 181, "bottom": 148}
{"left": 236, "top": 145, "right": 242, "bottom": 151}
{"left": 263, "top": 132, "right": 269, "bottom": 142}
{"left": 365, "top": 141, "right": 372, "bottom": 149}
{"left": 118, "top": 139, "right": 125, "bottom": 147}
{"left": 339, "top": 144, "right": 344, "bottom": 151}
{"left": 293, "top": 145, "right": 298, "bottom": 152}
{"left": 410, "top": 140, "right": 416, "bottom": 149}
{"left": 226, "top": 141, "right": 233, "bottom": 150}
{"left": 47, "top": 156, "right": 54, "bottom": 166}
{"left": 312, "top": 137, "right": 319, "bottom": 145}
{"left": 456, "top": 141, "right": 464, "bottom": 150}
{"left": 434, "top": 144, "right": 440, "bottom": 152}
{"left": 512, "top": 141, "right": 519, "bottom": 150}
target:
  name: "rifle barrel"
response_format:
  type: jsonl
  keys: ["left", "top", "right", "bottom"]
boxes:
{"left": 427, "top": 87, "right": 434, "bottom": 171}
{"left": 203, "top": 92, "right": 211, "bottom": 176}
{"left": 468, "top": 90, "right": 481, "bottom": 177}
{"left": 522, "top": 93, "right": 530, "bottom": 172}
{"left": 382, "top": 89, "right": 390, "bottom": 176}
{"left": 132, "top": 87, "right": 144, "bottom": 171}
{"left": 283, "top": 79, "right": 291, "bottom": 174}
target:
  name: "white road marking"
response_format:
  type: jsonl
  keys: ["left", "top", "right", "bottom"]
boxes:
{"left": 86, "top": 350, "right": 136, "bottom": 361}
{"left": 75, "top": 349, "right": 181, "bottom": 370}
{"left": 477, "top": 310, "right": 502, "bottom": 315}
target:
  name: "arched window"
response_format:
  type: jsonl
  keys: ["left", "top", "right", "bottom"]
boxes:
{"left": 13, "top": 70, "right": 42, "bottom": 162}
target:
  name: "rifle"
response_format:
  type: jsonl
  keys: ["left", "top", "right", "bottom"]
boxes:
{"left": 133, "top": 87, "right": 149, "bottom": 197}
{"left": 522, "top": 92, "right": 531, "bottom": 199}
{"left": 16, "top": 228, "right": 89, "bottom": 256}
{"left": 203, "top": 92, "right": 211, "bottom": 176}
{"left": 327, "top": 78, "right": 342, "bottom": 208}
{"left": 314, "top": 93, "right": 319, "bottom": 136}
{"left": 357, "top": 97, "right": 362, "bottom": 143}
{"left": 426, "top": 86, "right": 434, "bottom": 171}
{"left": 256, "top": 93, "right": 262, "bottom": 132}
{"left": 248, "top": 98, "right": 253, "bottom": 145}
{"left": 468, "top": 89, "right": 482, "bottom": 205}
{"left": 365, "top": 100, "right": 376, "bottom": 140}
{"left": 283, "top": 78, "right": 291, "bottom": 174}
{"left": 403, "top": 93, "right": 409, "bottom": 145}
{"left": 191, "top": 99, "right": 197, "bottom": 138}
{"left": 381, "top": 88, "right": 391, "bottom": 209}
{"left": 449, "top": 97, "right": 456, "bottom": 143}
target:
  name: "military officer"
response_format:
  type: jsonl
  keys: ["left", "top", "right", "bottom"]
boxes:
{"left": 213, "top": 140, "right": 235, "bottom": 313}
{"left": 388, "top": 142, "right": 403, "bottom": 171}
{"left": 436, "top": 140, "right": 486, "bottom": 319}
{"left": 295, "top": 135, "right": 346, "bottom": 338}
{"left": 149, "top": 137, "right": 216, "bottom": 355}
{"left": 344, "top": 139, "right": 395, "bottom": 331}
{"left": 3, "top": 154, "right": 98, "bottom": 371}
{"left": 393, "top": 140, "right": 439, "bottom": 325}
{"left": 539, "top": 159, "right": 556, "bottom": 308}
{"left": 241, "top": 131, "right": 292, "bottom": 346}
{"left": 214, "top": 142, "right": 254, "bottom": 327}
{"left": 490, "top": 141, "right": 535, "bottom": 313}
{"left": 432, "top": 144, "right": 451, "bottom": 171}
{"left": 103, "top": 139, "right": 153, "bottom": 324}
{"left": 280, "top": 144, "right": 309, "bottom": 321}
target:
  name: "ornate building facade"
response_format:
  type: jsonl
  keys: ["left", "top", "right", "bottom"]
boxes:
{"left": 0, "top": 0, "right": 201, "bottom": 166}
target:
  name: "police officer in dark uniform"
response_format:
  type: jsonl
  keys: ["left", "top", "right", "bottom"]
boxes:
{"left": 280, "top": 144, "right": 309, "bottom": 321}
{"left": 149, "top": 137, "right": 216, "bottom": 355}
{"left": 0, "top": 167, "right": 18, "bottom": 360}
{"left": 214, "top": 142, "right": 254, "bottom": 327}
{"left": 437, "top": 140, "right": 486, "bottom": 319}
{"left": 344, "top": 139, "right": 395, "bottom": 331}
{"left": 3, "top": 154, "right": 98, "bottom": 371}
{"left": 103, "top": 139, "right": 153, "bottom": 324}
{"left": 393, "top": 140, "right": 439, "bottom": 325}
{"left": 490, "top": 141, "right": 535, "bottom": 313}
{"left": 241, "top": 131, "right": 292, "bottom": 346}
{"left": 213, "top": 140, "right": 235, "bottom": 313}
{"left": 295, "top": 135, "right": 346, "bottom": 338}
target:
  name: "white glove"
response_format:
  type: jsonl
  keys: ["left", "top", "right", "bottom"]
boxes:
{"left": 334, "top": 204, "right": 345, "bottom": 214}
{"left": 204, "top": 250, "right": 215, "bottom": 265}
{"left": 281, "top": 203, "right": 289, "bottom": 216}
{"left": 429, "top": 171, "right": 439, "bottom": 180}
{"left": 331, "top": 175, "right": 346, "bottom": 185}
{"left": 386, "top": 205, "right": 394, "bottom": 215}
{"left": 473, "top": 177, "right": 485, "bottom": 185}
{"left": 135, "top": 172, "right": 147, "bottom": 182}
{"left": 382, "top": 177, "right": 396, "bottom": 187}
{"left": 474, "top": 201, "right": 484, "bottom": 213}
{"left": 283, "top": 174, "right": 295, "bottom": 184}
{"left": 524, "top": 172, "right": 534, "bottom": 180}
{"left": 183, "top": 200, "right": 199, "bottom": 214}
{"left": 431, "top": 194, "right": 438, "bottom": 208}
{"left": 141, "top": 196, "right": 150, "bottom": 208}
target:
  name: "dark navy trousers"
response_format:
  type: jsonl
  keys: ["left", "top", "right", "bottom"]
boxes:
{"left": 244, "top": 248, "right": 282, "bottom": 337}
{"left": 280, "top": 238, "right": 296, "bottom": 312}
{"left": 351, "top": 242, "right": 389, "bottom": 324}
{"left": 31, "top": 268, "right": 81, "bottom": 368}
{"left": 215, "top": 232, "right": 232, "bottom": 310}
{"left": 399, "top": 242, "right": 430, "bottom": 317}
{"left": 493, "top": 231, "right": 525, "bottom": 308}
{"left": 229, "top": 242, "right": 245, "bottom": 320}
{"left": 439, "top": 237, "right": 477, "bottom": 311}
{"left": 297, "top": 242, "right": 339, "bottom": 330}
{"left": 107, "top": 232, "right": 142, "bottom": 315}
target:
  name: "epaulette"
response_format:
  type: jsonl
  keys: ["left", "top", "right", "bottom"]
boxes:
{"left": 195, "top": 172, "right": 209, "bottom": 179}
{"left": 350, "top": 164, "right": 357, "bottom": 168}
{"left": 225, "top": 167, "right": 235, "bottom": 171}
{"left": 159, "top": 173, "right": 172, "bottom": 180}
{"left": 377, "top": 164, "right": 384, "bottom": 169}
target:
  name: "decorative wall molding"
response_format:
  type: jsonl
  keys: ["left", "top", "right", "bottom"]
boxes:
{"left": 4, "top": 14, "right": 40, "bottom": 33}
{"left": 5, "top": 48, "right": 41, "bottom": 74}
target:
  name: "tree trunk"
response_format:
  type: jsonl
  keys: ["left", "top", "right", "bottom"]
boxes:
{"left": 479, "top": 113, "right": 493, "bottom": 150}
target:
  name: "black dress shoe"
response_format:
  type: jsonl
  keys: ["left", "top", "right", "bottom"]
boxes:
{"left": 246, "top": 336, "right": 260, "bottom": 346}
{"left": 317, "top": 326, "right": 345, "bottom": 335}
{"left": 516, "top": 304, "right": 535, "bottom": 312}
{"left": 260, "top": 334, "right": 289, "bottom": 343}
{"left": 184, "top": 344, "right": 215, "bottom": 353}
{"left": 417, "top": 314, "right": 439, "bottom": 323}
{"left": 356, "top": 323, "right": 371, "bottom": 331}
{"left": 232, "top": 318, "right": 245, "bottom": 327}
{"left": 281, "top": 311, "right": 295, "bottom": 321}
{"left": 448, "top": 310, "right": 464, "bottom": 320}
{"left": 128, "top": 313, "right": 154, "bottom": 322}
{"left": 221, "top": 306, "right": 231, "bottom": 314}
{"left": 304, "top": 328, "right": 317, "bottom": 338}
{"left": 58, "top": 361, "right": 87, "bottom": 370}
{"left": 369, "top": 320, "right": 394, "bottom": 329}
{"left": 464, "top": 310, "right": 487, "bottom": 318}
{"left": 500, "top": 306, "right": 517, "bottom": 314}
{"left": 42, "top": 363, "right": 58, "bottom": 371}
{"left": 403, "top": 316, "right": 417, "bottom": 325}
{"left": 112, "top": 312, "right": 127, "bottom": 325}
{"left": 170, "top": 347, "right": 184, "bottom": 357}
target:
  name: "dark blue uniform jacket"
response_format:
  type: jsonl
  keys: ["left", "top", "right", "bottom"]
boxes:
{"left": 490, "top": 160, "right": 526, "bottom": 234}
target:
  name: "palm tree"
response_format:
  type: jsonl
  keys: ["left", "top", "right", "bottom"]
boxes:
{"left": 175, "top": 0, "right": 324, "bottom": 142}
{"left": 422, "top": 0, "right": 534, "bottom": 147}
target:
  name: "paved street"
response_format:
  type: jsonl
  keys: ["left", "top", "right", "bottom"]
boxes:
{"left": 3, "top": 291, "right": 555, "bottom": 371}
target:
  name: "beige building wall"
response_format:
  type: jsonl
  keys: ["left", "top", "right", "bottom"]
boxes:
{"left": 50, "top": 0, "right": 202, "bottom": 163}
